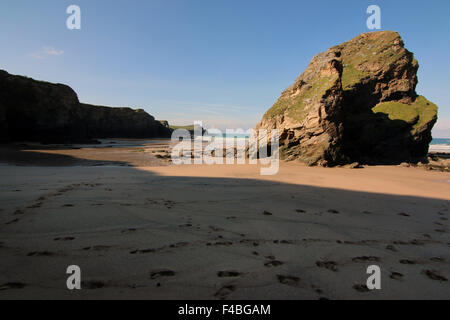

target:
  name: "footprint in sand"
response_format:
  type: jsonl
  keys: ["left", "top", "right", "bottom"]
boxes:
{"left": 264, "top": 260, "right": 284, "bottom": 268}
{"left": 27, "top": 203, "right": 42, "bottom": 209}
{"left": 316, "top": 261, "right": 338, "bottom": 272}
{"left": 430, "top": 257, "right": 445, "bottom": 262}
{"left": 121, "top": 228, "right": 137, "bottom": 234}
{"left": 214, "top": 285, "right": 236, "bottom": 300}
{"left": 27, "top": 251, "right": 57, "bottom": 257}
{"left": 353, "top": 284, "right": 370, "bottom": 293}
{"left": 352, "top": 256, "right": 380, "bottom": 263}
{"left": 164, "top": 200, "right": 175, "bottom": 209}
{"left": 409, "top": 239, "right": 426, "bottom": 246}
{"left": 150, "top": 269, "right": 176, "bottom": 279}
{"left": 5, "top": 218, "right": 19, "bottom": 225}
{"left": 390, "top": 272, "right": 404, "bottom": 280}
{"left": 209, "top": 226, "right": 224, "bottom": 232}
{"left": 0, "top": 283, "right": 26, "bottom": 291}
{"left": 130, "top": 248, "right": 155, "bottom": 254}
{"left": 217, "top": 271, "right": 242, "bottom": 278}
{"left": 169, "top": 242, "right": 189, "bottom": 248}
{"left": 421, "top": 270, "right": 448, "bottom": 282}
{"left": 212, "top": 241, "right": 233, "bottom": 247}
{"left": 179, "top": 224, "right": 192, "bottom": 228}
{"left": 82, "top": 280, "right": 106, "bottom": 289}
{"left": 82, "top": 245, "right": 114, "bottom": 251}
{"left": 393, "top": 240, "right": 410, "bottom": 245}
{"left": 315, "top": 288, "right": 324, "bottom": 295}
{"left": 263, "top": 210, "right": 273, "bottom": 216}
{"left": 54, "top": 237, "right": 75, "bottom": 241}
{"left": 386, "top": 245, "right": 398, "bottom": 252}
{"left": 277, "top": 275, "right": 301, "bottom": 287}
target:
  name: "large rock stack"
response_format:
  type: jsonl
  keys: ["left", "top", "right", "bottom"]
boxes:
{"left": 255, "top": 31, "right": 438, "bottom": 165}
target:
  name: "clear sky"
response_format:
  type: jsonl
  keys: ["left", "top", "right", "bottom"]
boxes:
{"left": 1, "top": 0, "right": 449, "bottom": 136}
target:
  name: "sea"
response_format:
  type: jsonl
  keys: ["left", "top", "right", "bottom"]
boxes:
{"left": 430, "top": 138, "right": 450, "bottom": 153}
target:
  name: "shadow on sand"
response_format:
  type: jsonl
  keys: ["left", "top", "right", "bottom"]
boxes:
{"left": 0, "top": 148, "right": 448, "bottom": 299}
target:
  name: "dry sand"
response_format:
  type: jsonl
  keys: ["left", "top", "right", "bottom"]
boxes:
{"left": 0, "top": 142, "right": 449, "bottom": 299}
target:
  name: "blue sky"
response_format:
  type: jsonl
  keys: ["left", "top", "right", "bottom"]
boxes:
{"left": 1, "top": 0, "right": 449, "bottom": 136}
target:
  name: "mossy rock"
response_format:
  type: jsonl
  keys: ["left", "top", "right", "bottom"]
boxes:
{"left": 170, "top": 125, "right": 197, "bottom": 131}
{"left": 372, "top": 96, "right": 438, "bottom": 133}
{"left": 255, "top": 31, "right": 438, "bottom": 165}
{"left": 264, "top": 74, "right": 338, "bottom": 121}
{"left": 341, "top": 64, "right": 368, "bottom": 90}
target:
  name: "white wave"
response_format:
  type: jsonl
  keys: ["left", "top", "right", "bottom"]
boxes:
{"left": 429, "top": 144, "right": 450, "bottom": 153}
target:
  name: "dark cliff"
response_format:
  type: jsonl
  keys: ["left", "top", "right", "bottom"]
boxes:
{"left": 0, "top": 70, "right": 171, "bottom": 143}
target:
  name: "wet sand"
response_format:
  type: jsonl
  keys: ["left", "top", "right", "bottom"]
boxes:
{"left": 0, "top": 142, "right": 449, "bottom": 299}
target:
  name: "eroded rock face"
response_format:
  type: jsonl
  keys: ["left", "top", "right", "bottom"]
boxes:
{"left": 255, "top": 31, "right": 438, "bottom": 165}
{"left": 0, "top": 70, "right": 171, "bottom": 143}
{"left": 79, "top": 104, "right": 171, "bottom": 139}
{"left": 0, "top": 102, "right": 8, "bottom": 142}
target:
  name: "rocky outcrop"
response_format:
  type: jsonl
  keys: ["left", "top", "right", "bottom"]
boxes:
{"left": 169, "top": 124, "right": 206, "bottom": 138}
{"left": 255, "top": 31, "right": 438, "bottom": 165}
{"left": 79, "top": 104, "right": 171, "bottom": 139}
{"left": 0, "top": 70, "right": 171, "bottom": 143}
{"left": 159, "top": 120, "right": 170, "bottom": 129}
{"left": 0, "top": 102, "right": 8, "bottom": 142}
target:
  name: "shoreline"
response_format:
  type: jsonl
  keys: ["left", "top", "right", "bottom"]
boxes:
{"left": 0, "top": 139, "right": 449, "bottom": 168}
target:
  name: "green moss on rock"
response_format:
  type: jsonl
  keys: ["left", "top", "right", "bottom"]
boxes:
{"left": 336, "top": 31, "right": 403, "bottom": 66}
{"left": 341, "top": 64, "right": 368, "bottom": 90}
{"left": 264, "top": 74, "right": 338, "bottom": 121}
{"left": 372, "top": 96, "right": 438, "bottom": 133}
{"left": 337, "top": 31, "right": 409, "bottom": 91}
{"left": 170, "top": 125, "right": 196, "bottom": 131}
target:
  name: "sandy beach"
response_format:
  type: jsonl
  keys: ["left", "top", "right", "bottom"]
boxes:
{"left": 2, "top": 0, "right": 450, "bottom": 305}
{"left": 0, "top": 141, "right": 449, "bottom": 300}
